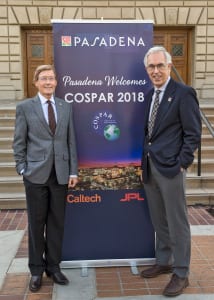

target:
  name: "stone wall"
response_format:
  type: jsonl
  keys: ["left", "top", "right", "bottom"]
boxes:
{"left": 0, "top": 0, "right": 214, "bottom": 101}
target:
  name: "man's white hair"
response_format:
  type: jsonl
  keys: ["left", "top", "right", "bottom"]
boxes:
{"left": 144, "top": 46, "right": 172, "bottom": 67}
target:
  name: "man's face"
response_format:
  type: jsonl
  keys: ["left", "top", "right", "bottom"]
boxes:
{"left": 34, "top": 70, "right": 57, "bottom": 98}
{"left": 146, "top": 51, "right": 171, "bottom": 88}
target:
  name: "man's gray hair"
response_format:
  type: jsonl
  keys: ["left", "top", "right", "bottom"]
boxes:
{"left": 33, "top": 64, "right": 56, "bottom": 82}
{"left": 144, "top": 46, "right": 172, "bottom": 67}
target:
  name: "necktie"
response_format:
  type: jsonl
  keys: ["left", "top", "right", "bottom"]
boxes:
{"left": 148, "top": 89, "right": 161, "bottom": 138}
{"left": 47, "top": 100, "right": 56, "bottom": 134}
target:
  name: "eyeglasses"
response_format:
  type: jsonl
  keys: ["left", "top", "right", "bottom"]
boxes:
{"left": 146, "top": 63, "right": 168, "bottom": 72}
{"left": 38, "top": 76, "right": 56, "bottom": 82}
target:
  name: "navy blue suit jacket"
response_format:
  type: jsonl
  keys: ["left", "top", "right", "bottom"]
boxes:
{"left": 142, "top": 78, "right": 201, "bottom": 183}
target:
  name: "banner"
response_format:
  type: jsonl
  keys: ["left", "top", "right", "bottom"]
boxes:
{"left": 52, "top": 20, "right": 155, "bottom": 266}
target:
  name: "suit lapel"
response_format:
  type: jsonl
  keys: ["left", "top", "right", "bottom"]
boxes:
{"left": 145, "top": 89, "right": 154, "bottom": 126}
{"left": 32, "top": 96, "right": 54, "bottom": 134}
{"left": 151, "top": 78, "right": 176, "bottom": 138}
{"left": 54, "top": 97, "right": 64, "bottom": 134}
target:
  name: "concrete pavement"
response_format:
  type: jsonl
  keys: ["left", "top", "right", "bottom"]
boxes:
{"left": 1, "top": 225, "right": 214, "bottom": 299}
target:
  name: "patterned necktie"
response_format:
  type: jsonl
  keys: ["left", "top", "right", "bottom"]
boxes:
{"left": 47, "top": 100, "right": 56, "bottom": 134}
{"left": 148, "top": 89, "right": 161, "bottom": 138}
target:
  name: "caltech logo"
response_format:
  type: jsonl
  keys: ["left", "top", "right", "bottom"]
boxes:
{"left": 61, "top": 34, "right": 146, "bottom": 47}
{"left": 120, "top": 192, "right": 144, "bottom": 202}
{"left": 67, "top": 193, "right": 101, "bottom": 203}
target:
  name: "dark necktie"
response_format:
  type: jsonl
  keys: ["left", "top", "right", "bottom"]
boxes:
{"left": 47, "top": 100, "right": 56, "bottom": 134}
{"left": 148, "top": 89, "right": 161, "bottom": 138}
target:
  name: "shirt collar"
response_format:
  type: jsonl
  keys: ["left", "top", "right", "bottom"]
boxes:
{"left": 154, "top": 76, "right": 170, "bottom": 93}
{"left": 38, "top": 92, "right": 55, "bottom": 104}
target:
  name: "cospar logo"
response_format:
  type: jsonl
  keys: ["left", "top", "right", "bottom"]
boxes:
{"left": 92, "top": 111, "right": 120, "bottom": 141}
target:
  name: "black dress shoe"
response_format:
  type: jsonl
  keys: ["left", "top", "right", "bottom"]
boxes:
{"left": 29, "top": 275, "right": 42, "bottom": 292}
{"left": 45, "top": 270, "right": 69, "bottom": 285}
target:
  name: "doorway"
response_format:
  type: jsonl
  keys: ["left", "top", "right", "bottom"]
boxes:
{"left": 153, "top": 27, "right": 193, "bottom": 84}
{"left": 22, "top": 29, "right": 53, "bottom": 97}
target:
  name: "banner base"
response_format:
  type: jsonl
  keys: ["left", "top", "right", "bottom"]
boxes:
{"left": 61, "top": 258, "right": 156, "bottom": 276}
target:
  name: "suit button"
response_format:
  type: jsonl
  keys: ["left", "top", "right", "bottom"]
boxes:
{"left": 148, "top": 142, "right": 151, "bottom": 145}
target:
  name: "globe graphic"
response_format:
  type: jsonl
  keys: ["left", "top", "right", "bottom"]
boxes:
{"left": 104, "top": 124, "right": 120, "bottom": 141}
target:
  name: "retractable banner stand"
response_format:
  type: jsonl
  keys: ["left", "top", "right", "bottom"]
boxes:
{"left": 52, "top": 20, "right": 155, "bottom": 271}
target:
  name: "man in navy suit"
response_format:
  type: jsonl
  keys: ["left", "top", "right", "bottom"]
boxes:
{"left": 13, "top": 65, "right": 78, "bottom": 292}
{"left": 140, "top": 47, "right": 201, "bottom": 297}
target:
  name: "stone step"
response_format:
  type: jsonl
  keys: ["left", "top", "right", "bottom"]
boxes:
{"left": 186, "top": 174, "right": 214, "bottom": 189}
{"left": 199, "top": 146, "right": 214, "bottom": 158}
{"left": 0, "top": 162, "right": 17, "bottom": 176}
{"left": 0, "top": 149, "right": 14, "bottom": 162}
{"left": 0, "top": 106, "right": 16, "bottom": 118}
{"left": 0, "top": 177, "right": 25, "bottom": 193}
{"left": 200, "top": 104, "right": 214, "bottom": 115}
{"left": 0, "top": 193, "right": 26, "bottom": 209}
{"left": 204, "top": 114, "right": 214, "bottom": 125}
{"left": 202, "top": 124, "right": 214, "bottom": 135}
{"left": 186, "top": 189, "right": 214, "bottom": 206}
{"left": 0, "top": 137, "right": 13, "bottom": 149}
{"left": 0, "top": 116, "right": 15, "bottom": 127}
{"left": 202, "top": 137, "right": 214, "bottom": 145}
{"left": 0, "top": 127, "right": 14, "bottom": 138}
{"left": 189, "top": 158, "right": 214, "bottom": 173}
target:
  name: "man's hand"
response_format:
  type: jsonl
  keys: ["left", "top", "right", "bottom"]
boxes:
{"left": 68, "top": 177, "right": 78, "bottom": 188}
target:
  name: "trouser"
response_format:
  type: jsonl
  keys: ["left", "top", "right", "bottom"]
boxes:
{"left": 144, "top": 158, "right": 191, "bottom": 278}
{"left": 24, "top": 167, "right": 68, "bottom": 275}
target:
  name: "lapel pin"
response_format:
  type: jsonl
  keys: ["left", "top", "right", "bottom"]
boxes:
{"left": 168, "top": 97, "right": 172, "bottom": 102}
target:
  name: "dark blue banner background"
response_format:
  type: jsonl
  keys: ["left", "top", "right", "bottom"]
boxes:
{"left": 52, "top": 21, "right": 155, "bottom": 263}
{"left": 63, "top": 189, "right": 154, "bottom": 260}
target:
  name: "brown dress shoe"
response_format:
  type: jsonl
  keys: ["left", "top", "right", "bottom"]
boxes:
{"left": 163, "top": 274, "right": 189, "bottom": 297}
{"left": 140, "top": 264, "right": 173, "bottom": 278}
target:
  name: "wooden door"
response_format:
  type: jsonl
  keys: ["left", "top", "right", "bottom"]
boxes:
{"left": 153, "top": 28, "right": 192, "bottom": 84}
{"left": 23, "top": 29, "right": 53, "bottom": 97}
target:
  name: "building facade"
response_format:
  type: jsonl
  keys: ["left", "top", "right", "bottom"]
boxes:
{"left": 0, "top": 0, "right": 214, "bottom": 102}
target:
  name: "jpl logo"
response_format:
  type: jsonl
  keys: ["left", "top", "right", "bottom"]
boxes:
{"left": 120, "top": 193, "right": 144, "bottom": 202}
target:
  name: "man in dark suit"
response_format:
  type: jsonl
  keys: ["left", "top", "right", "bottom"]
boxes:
{"left": 140, "top": 47, "right": 201, "bottom": 297}
{"left": 13, "top": 65, "right": 78, "bottom": 292}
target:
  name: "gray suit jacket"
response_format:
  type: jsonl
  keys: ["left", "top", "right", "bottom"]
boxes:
{"left": 13, "top": 95, "right": 78, "bottom": 184}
